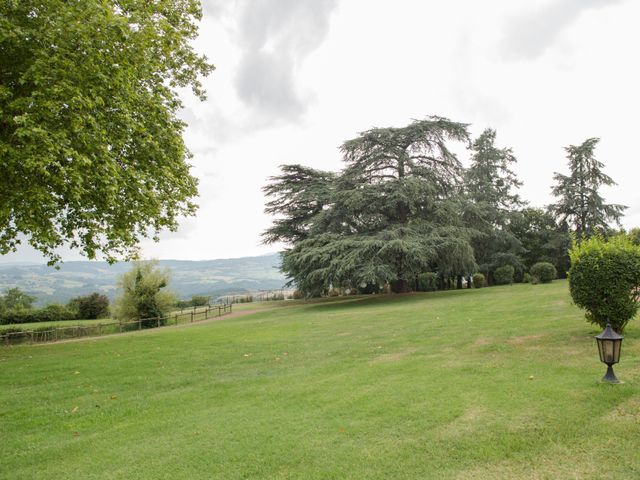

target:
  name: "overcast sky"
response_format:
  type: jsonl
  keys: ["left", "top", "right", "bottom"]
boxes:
{"left": 5, "top": 0, "right": 640, "bottom": 263}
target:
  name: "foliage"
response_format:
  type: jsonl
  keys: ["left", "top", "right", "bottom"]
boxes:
{"left": 463, "top": 129, "right": 524, "bottom": 284}
{"left": 0, "top": 303, "right": 75, "bottom": 325}
{"left": 493, "top": 265, "right": 514, "bottom": 285}
{"left": 68, "top": 292, "right": 109, "bottom": 319}
{"left": 509, "top": 207, "right": 571, "bottom": 277}
{"left": 522, "top": 272, "right": 532, "bottom": 283}
{"left": 417, "top": 272, "right": 438, "bottom": 292}
{"left": 292, "top": 289, "right": 304, "bottom": 300}
{"left": 0, "top": 287, "right": 35, "bottom": 313}
{"left": 627, "top": 227, "right": 640, "bottom": 246}
{"left": 0, "top": 0, "right": 213, "bottom": 264}
{"left": 568, "top": 235, "right": 640, "bottom": 333}
{"left": 472, "top": 273, "right": 485, "bottom": 288}
{"left": 265, "top": 117, "right": 475, "bottom": 295}
{"left": 550, "top": 138, "right": 626, "bottom": 241}
{"left": 530, "top": 262, "right": 557, "bottom": 284}
{"left": 190, "top": 295, "right": 210, "bottom": 307}
{"left": 113, "top": 261, "right": 176, "bottom": 327}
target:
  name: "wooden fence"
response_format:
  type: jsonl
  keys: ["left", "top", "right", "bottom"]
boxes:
{"left": 0, "top": 303, "right": 232, "bottom": 347}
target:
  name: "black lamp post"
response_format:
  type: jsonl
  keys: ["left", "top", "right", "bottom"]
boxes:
{"left": 595, "top": 323, "right": 624, "bottom": 384}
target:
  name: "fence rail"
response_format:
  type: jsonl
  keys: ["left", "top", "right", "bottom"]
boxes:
{"left": 0, "top": 303, "right": 233, "bottom": 347}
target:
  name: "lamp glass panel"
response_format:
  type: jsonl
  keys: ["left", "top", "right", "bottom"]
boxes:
{"left": 613, "top": 340, "right": 621, "bottom": 364}
{"left": 603, "top": 340, "right": 615, "bottom": 364}
{"left": 597, "top": 340, "right": 605, "bottom": 362}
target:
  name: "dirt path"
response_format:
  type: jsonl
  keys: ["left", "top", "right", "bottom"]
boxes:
{"left": 31, "top": 308, "right": 267, "bottom": 346}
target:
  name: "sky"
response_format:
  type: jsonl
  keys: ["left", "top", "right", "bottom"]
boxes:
{"left": 4, "top": 0, "right": 640, "bottom": 263}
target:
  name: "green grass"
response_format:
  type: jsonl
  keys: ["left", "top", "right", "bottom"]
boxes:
{"left": 1, "top": 281, "right": 640, "bottom": 479}
{"left": 0, "top": 318, "right": 105, "bottom": 331}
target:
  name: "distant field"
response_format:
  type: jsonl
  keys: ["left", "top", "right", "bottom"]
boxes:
{"left": 2, "top": 281, "right": 639, "bottom": 479}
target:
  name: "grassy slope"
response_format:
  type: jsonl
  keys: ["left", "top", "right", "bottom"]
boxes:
{"left": 1, "top": 281, "right": 639, "bottom": 479}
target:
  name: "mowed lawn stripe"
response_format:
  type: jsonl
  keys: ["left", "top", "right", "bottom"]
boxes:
{"left": 1, "top": 281, "right": 639, "bottom": 479}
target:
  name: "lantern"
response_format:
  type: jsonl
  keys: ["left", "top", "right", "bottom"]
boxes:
{"left": 595, "top": 323, "right": 624, "bottom": 384}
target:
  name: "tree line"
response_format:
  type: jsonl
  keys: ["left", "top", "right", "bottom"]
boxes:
{"left": 263, "top": 116, "right": 626, "bottom": 296}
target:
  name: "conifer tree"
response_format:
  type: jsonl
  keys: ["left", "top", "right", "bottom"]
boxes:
{"left": 550, "top": 138, "right": 626, "bottom": 240}
{"left": 264, "top": 117, "right": 476, "bottom": 295}
{"left": 463, "top": 129, "right": 524, "bottom": 282}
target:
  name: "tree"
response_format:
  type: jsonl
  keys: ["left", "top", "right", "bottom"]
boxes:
{"left": 68, "top": 292, "right": 110, "bottom": 319}
{"left": 264, "top": 116, "right": 476, "bottom": 294}
{"left": 113, "top": 261, "right": 176, "bottom": 327}
{"left": 509, "top": 207, "right": 571, "bottom": 277}
{"left": 1, "top": 287, "right": 35, "bottom": 312}
{"left": 549, "top": 138, "right": 626, "bottom": 240}
{"left": 0, "top": 1, "right": 213, "bottom": 264}
{"left": 569, "top": 235, "right": 640, "bottom": 333}
{"left": 463, "top": 129, "right": 525, "bottom": 284}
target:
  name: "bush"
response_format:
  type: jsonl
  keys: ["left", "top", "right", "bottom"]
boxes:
{"left": 522, "top": 272, "right": 532, "bottom": 283}
{"left": 292, "top": 289, "right": 304, "bottom": 300}
{"left": 529, "top": 262, "right": 556, "bottom": 284}
{"left": 493, "top": 265, "right": 514, "bottom": 285}
{"left": 191, "top": 295, "right": 210, "bottom": 307}
{"left": 68, "top": 292, "right": 109, "bottom": 319}
{"left": 417, "top": 272, "right": 438, "bottom": 292}
{"left": 113, "top": 261, "right": 176, "bottom": 328}
{"left": 472, "top": 273, "right": 485, "bottom": 288}
{"left": 327, "top": 288, "right": 340, "bottom": 297}
{"left": 569, "top": 235, "right": 640, "bottom": 333}
{"left": 0, "top": 303, "right": 75, "bottom": 325}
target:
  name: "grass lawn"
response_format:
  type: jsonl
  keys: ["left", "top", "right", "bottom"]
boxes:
{"left": 0, "top": 318, "right": 105, "bottom": 332}
{"left": 1, "top": 280, "right": 639, "bottom": 479}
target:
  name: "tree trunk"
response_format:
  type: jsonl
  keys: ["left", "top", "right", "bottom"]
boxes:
{"left": 467, "top": 275, "right": 472, "bottom": 289}
{"left": 456, "top": 275, "right": 463, "bottom": 289}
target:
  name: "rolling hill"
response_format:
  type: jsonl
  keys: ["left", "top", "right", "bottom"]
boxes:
{"left": 0, "top": 254, "right": 286, "bottom": 305}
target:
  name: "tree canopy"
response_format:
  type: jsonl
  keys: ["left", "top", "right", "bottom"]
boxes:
{"left": 0, "top": 0, "right": 213, "bottom": 264}
{"left": 550, "top": 138, "right": 625, "bottom": 240}
{"left": 264, "top": 117, "right": 476, "bottom": 294}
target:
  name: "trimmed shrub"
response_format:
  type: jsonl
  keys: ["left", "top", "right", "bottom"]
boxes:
{"left": 569, "top": 235, "right": 640, "bottom": 333}
{"left": 417, "top": 272, "right": 438, "bottom": 292}
{"left": 493, "top": 265, "right": 514, "bottom": 285}
{"left": 472, "top": 273, "right": 485, "bottom": 288}
{"left": 522, "top": 272, "right": 532, "bottom": 283}
{"left": 0, "top": 304, "right": 75, "bottom": 325}
{"left": 530, "top": 262, "right": 556, "bottom": 284}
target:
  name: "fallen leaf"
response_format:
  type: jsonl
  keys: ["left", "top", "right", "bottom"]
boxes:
{"left": 71, "top": 406, "right": 79, "bottom": 413}
{"left": 72, "top": 431, "right": 79, "bottom": 437}
{"left": 110, "top": 395, "right": 117, "bottom": 400}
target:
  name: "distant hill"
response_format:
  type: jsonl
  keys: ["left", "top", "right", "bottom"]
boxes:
{"left": 0, "top": 254, "right": 286, "bottom": 306}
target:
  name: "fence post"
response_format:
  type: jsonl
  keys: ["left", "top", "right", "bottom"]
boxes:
{"left": 157, "top": 317, "right": 160, "bottom": 328}
{"left": 230, "top": 303, "right": 233, "bottom": 313}
{"left": 205, "top": 309, "right": 208, "bottom": 320}
{"left": 138, "top": 319, "right": 142, "bottom": 330}
{"left": 175, "top": 314, "right": 178, "bottom": 325}
{"left": 191, "top": 311, "right": 194, "bottom": 323}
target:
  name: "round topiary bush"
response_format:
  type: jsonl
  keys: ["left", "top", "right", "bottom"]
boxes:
{"left": 569, "top": 235, "right": 640, "bottom": 333}
{"left": 493, "top": 265, "right": 514, "bottom": 285}
{"left": 472, "top": 273, "right": 485, "bottom": 288}
{"left": 530, "top": 262, "right": 557, "bottom": 284}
